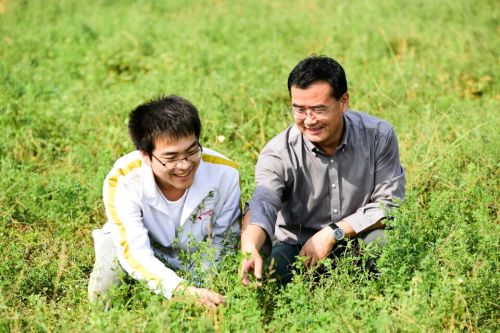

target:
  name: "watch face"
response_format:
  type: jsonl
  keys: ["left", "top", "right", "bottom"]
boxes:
{"left": 333, "top": 228, "right": 344, "bottom": 241}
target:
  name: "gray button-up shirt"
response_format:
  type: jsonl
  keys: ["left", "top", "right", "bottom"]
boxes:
{"left": 249, "top": 110, "right": 405, "bottom": 246}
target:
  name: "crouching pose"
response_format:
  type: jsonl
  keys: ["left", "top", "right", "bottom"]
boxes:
{"left": 240, "top": 56, "right": 405, "bottom": 285}
{"left": 88, "top": 95, "right": 241, "bottom": 307}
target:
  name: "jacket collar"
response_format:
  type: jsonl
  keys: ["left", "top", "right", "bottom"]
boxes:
{"left": 142, "top": 158, "right": 214, "bottom": 221}
{"left": 180, "top": 160, "right": 214, "bottom": 224}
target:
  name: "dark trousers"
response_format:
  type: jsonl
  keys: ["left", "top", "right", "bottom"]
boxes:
{"left": 270, "top": 228, "right": 387, "bottom": 284}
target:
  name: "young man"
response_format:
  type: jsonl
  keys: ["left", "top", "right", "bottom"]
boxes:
{"left": 88, "top": 95, "right": 241, "bottom": 307}
{"left": 240, "top": 55, "right": 405, "bottom": 285}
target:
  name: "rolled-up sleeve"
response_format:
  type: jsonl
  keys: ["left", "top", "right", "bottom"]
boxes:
{"left": 343, "top": 127, "right": 405, "bottom": 233}
{"left": 248, "top": 144, "right": 287, "bottom": 240}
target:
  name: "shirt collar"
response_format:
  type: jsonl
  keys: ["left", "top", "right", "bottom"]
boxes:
{"left": 300, "top": 113, "right": 350, "bottom": 156}
{"left": 339, "top": 112, "right": 351, "bottom": 150}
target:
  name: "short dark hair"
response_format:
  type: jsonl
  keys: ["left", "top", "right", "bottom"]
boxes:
{"left": 128, "top": 95, "right": 202, "bottom": 155}
{"left": 287, "top": 55, "right": 348, "bottom": 100}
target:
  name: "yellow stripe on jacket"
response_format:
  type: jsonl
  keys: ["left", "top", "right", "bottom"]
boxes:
{"left": 202, "top": 153, "right": 242, "bottom": 214}
{"left": 202, "top": 153, "right": 239, "bottom": 169}
{"left": 106, "top": 159, "right": 162, "bottom": 284}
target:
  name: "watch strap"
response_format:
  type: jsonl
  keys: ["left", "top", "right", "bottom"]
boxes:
{"left": 329, "top": 222, "right": 345, "bottom": 241}
{"left": 329, "top": 222, "right": 339, "bottom": 230}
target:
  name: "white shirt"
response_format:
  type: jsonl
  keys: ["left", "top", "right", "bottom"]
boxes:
{"left": 160, "top": 187, "right": 188, "bottom": 230}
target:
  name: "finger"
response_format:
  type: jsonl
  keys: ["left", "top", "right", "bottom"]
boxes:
{"left": 239, "top": 260, "right": 252, "bottom": 285}
{"left": 299, "top": 240, "right": 311, "bottom": 257}
{"left": 310, "top": 257, "right": 317, "bottom": 268}
{"left": 197, "top": 290, "right": 220, "bottom": 309}
{"left": 303, "top": 255, "right": 311, "bottom": 267}
{"left": 253, "top": 254, "right": 263, "bottom": 281}
{"left": 206, "top": 292, "right": 224, "bottom": 306}
{"left": 201, "top": 298, "right": 217, "bottom": 309}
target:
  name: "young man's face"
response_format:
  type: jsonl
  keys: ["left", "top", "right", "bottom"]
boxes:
{"left": 291, "top": 81, "right": 349, "bottom": 155}
{"left": 142, "top": 134, "right": 202, "bottom": 200}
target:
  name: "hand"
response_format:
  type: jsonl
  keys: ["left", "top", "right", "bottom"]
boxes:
{"left": 175, "top": 285, "right": 225, "bottom": 308}
{"left": 298, "top": 227, "right": 335, "bottom": 267}
{"left": 239, "top": 247, "right": 263, "bottom": 286}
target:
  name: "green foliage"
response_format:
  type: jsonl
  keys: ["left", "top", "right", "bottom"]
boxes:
{"left": 0, "top": 0, "right": 498, "bottom": 331}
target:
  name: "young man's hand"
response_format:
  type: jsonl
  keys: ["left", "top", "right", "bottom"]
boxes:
{"left": 175, "top": 285, "right": 225, "bottom": 308}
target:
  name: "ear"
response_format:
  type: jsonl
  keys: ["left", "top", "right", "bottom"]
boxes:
{"left": 340, "top": 92, "right": 349, "bottom": 112}
{"left": 140, "top": 150, "right": 152, "bottom": 166}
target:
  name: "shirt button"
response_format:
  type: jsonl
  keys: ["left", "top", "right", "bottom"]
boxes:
{"left": 333, "top": 209, "right": 338, "bottom": 214}
{"left": 332, "top": 183, "right": 336, "bottom": 189}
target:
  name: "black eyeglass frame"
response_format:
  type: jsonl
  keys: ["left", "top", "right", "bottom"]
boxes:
{"left": 151, "top": 143, "right": 203, "bottom": 169}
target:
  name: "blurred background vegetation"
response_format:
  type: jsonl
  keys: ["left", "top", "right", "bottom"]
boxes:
{"left": 0, "top": 0, "right": 498, "bottom": 331}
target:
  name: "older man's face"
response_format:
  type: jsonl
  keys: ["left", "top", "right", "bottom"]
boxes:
{"left": 291, "top": 81, "right": 349, "bottom": 155}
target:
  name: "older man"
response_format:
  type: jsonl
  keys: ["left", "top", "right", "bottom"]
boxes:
{"left": 240, "top": 55, "right": 405, "bottom": 284}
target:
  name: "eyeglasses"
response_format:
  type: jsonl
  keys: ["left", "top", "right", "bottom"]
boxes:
{"left": 291, "top": 104, "right": 334, "bottom": 120}
{"left": 152, "top": 144, "right": 203, "bottom": 169}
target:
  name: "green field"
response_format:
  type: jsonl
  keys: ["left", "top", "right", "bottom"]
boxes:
{"left": 0, "top": 0, "right": 498, "bottom": 331}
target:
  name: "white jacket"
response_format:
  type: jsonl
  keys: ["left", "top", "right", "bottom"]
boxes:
{"left": 101, "top": 148, "right": 241, "bottom": 298}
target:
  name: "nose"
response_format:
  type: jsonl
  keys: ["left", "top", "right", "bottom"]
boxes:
{"left": 303, "top": 113, "right": 317, "bottom": 125}
{"left": 176, "top": 158, "right": 191, "bottom": 170}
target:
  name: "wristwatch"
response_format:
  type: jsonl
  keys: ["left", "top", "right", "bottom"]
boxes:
{"left": 329, "top": 223, "right": 345, "bottom": 241}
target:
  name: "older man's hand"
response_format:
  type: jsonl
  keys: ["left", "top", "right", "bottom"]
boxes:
{"left": 298, "top": 227, "right": 335, "bottom": 267}
{"left": 239, "top": 247, "right": 263, "bottom": 286}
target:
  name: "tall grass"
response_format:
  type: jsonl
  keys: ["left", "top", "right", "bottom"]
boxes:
{"left": 0, "top": 0, "right": 498, "bottom": 331}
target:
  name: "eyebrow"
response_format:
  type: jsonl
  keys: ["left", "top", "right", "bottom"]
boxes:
{"left": 292, "top": 103, "right": 327, "bottom": 108}
{"left": 159, "top": 141, "right": 198, "bottom": 157}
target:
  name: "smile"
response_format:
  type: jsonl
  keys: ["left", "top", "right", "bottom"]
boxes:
{"left": 175, "top": 173, "right": 191, "bottom": 178}
{"left": 173, "top": 170, "right": 192, "bottom": 178}
{"left": 305, "top": 127, "right": 323, "bottom": 134}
